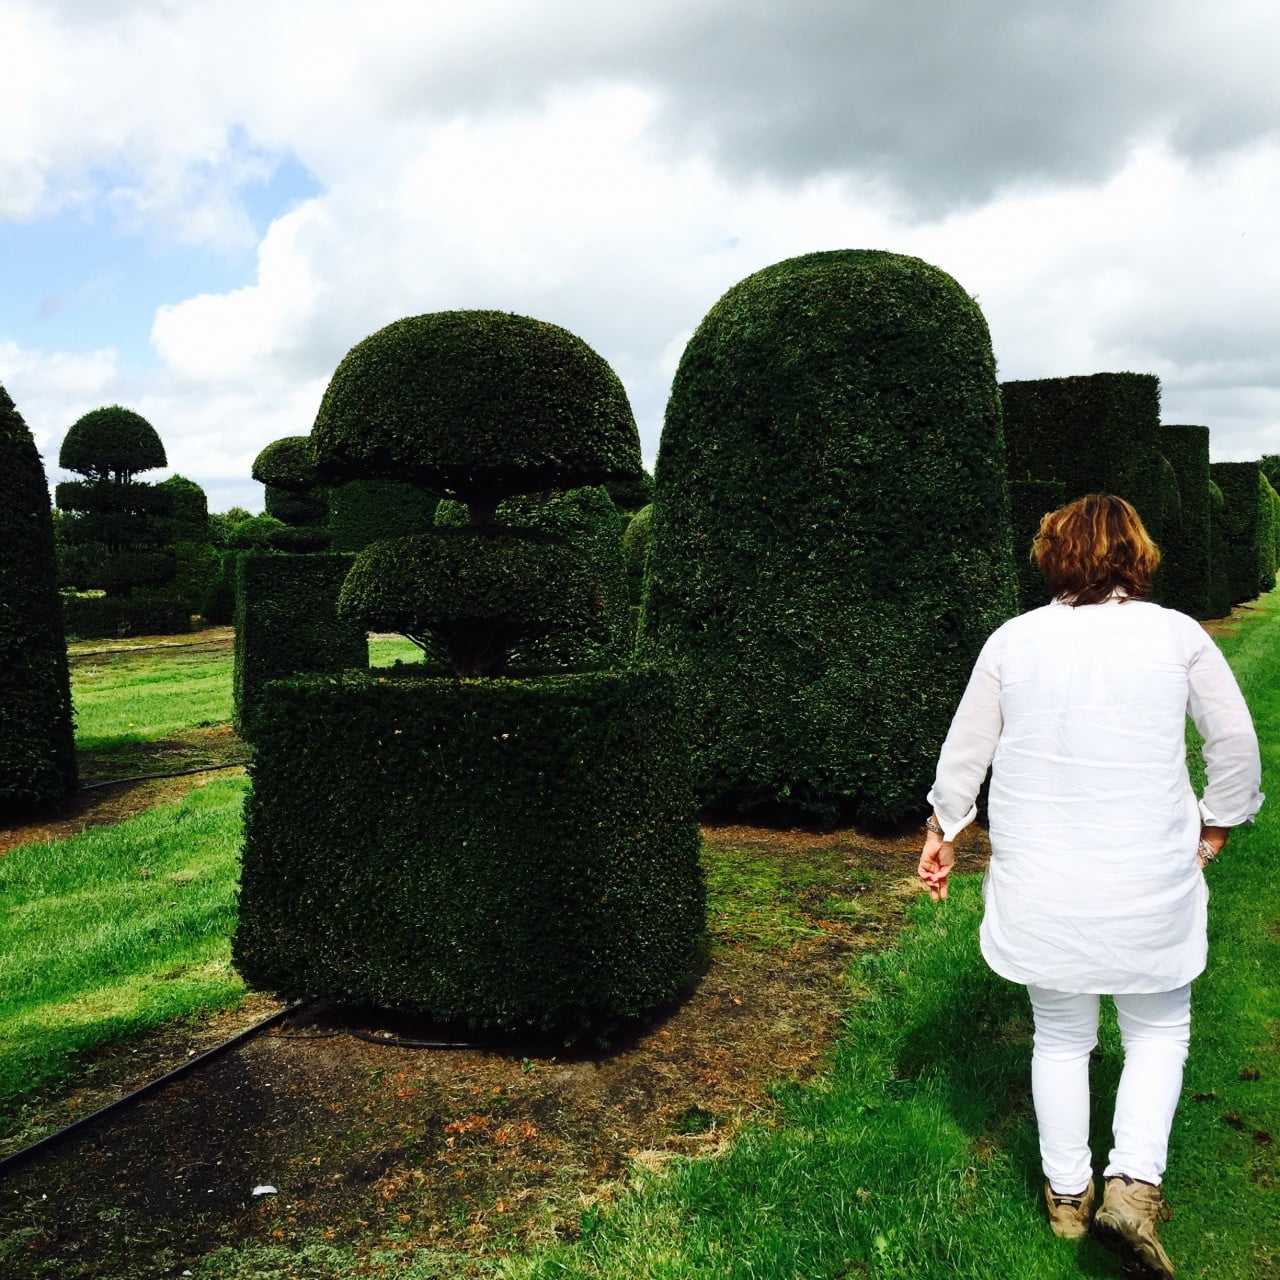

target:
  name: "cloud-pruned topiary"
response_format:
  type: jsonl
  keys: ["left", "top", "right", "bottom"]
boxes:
{"left": 0, "top": 383, "right": 77, "bottom": 814}
{"left": 639, "top": 249, "right": 1018, "bottom": 824}
{"left": 311, "top": 311, "right": 641, "bottom": 510}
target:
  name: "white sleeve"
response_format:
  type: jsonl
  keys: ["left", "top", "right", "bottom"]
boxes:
{"left": 1187, "top": 631, "right": 1264, "bottom": 827}
{"left": 926, "top": 628, "right": 1005, "bottom": 840}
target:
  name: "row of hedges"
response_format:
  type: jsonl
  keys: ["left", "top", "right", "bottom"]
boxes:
{"left": 1000, "top": 374, "right": 1277, "bottom": 617}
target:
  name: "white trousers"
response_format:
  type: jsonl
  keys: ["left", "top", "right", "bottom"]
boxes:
{"left": 1027, "top": 984, "right": 1192, "bottom": 1193}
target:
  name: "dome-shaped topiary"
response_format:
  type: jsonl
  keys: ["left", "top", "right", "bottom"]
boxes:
{"left": 251, "top": 436, "right": 320, "bottom": 492}
{"left": 339, "top": 528, "right": 608, "bottom": 676}
{"left": 311, "top": 311, "right": 642, "bottom": 507}
{"left": 59, "top": 405, "right": 166, "bottom": 481}
{"left": 639, "top": 249, "right": 1018, "bottom": 824}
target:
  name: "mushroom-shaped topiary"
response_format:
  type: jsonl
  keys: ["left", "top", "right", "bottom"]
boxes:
{"left": 251, "top": 435, "right": 331, "bottom": 548}
{"left": 339, "top": 529, "right": 608, "bottom": 676}
{"left": 59, "top": 405, "right": 166, "bottom": 482}
{"left": 311, "top": 311, "right": 642, "bottom": 520}
{"left": 252, "top": 436, "right": 321, "bottom": 492}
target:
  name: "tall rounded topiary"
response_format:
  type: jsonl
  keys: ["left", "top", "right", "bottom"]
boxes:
{"left": 237, "top": 311, "right": 702, "bottom": 1036}
{"left": 1, "top": 383, "right": 77, "bottom": 815}
{"left": 639, "top": 249, "right": 1018, "bottom": 824}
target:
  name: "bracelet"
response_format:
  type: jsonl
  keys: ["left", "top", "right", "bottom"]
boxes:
{"left": 1198, "top": 838, "right": 1218, "bottom": 863}
{"left": 924, "top": 816, "right": 944, "bottom": 836}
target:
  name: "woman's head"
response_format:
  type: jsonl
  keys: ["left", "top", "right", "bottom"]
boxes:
{"left": 1031, "top": 493, "right": 1161, "bottom": 606}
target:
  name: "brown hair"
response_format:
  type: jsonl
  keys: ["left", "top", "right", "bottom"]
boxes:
{"left": 1030, "top": 493, "right": 1161, "bottom": 606}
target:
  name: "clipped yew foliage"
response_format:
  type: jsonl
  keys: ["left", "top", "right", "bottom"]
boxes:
{"left": 339, "top": 528, "right": 608, "bottom": 676}
{"left": 235, "top": 668, "right": 704, "bottom": 1039}
{"left": 311, "top": 311, "right": 642, "bottom": 503}
{"left": 1159, "top": 426, "right": 1212, "bottom": 618}
{"left": 639, "top": 249, "right": 1018, "bottom": 824}
{"left": 59, "top": 405, "right": 166, "bottom": 481}
{"left": 1008, "top": 479, "right": 1066, "bottom": 611}
{"left": 327, "top": 478, "right": 439, "bottom": 552}
{"left": 0, "top": 383, "right": 77, "bottom": 814}
{"left": 434, "top": 486, "right": 630, "bottom": 668}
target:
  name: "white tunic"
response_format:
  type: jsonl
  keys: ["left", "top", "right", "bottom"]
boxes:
{"left": 928, "top": 597, "right": 1263, "bottom": 993}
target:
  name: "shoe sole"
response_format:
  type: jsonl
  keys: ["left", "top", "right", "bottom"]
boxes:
{"left": 1092, "top": 1213, "right": 1174, "bottom": 1279}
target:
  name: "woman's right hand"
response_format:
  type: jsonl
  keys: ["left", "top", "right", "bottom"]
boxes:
{"left": 1197, "top": 825, "right": 1229, "bottom": 869}
{"left": 918, "top": 831, "right": 956, "bottom": 901}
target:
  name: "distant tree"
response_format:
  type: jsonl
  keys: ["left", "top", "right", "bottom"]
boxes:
{"left": 0, "top": 382, "right": 77, "bottom": 814}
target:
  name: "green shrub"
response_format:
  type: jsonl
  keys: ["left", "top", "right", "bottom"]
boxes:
{"left": 1159, "top": 426, "right": 1212, "bottom": 618}
{"left": 623, "top": 501, "right": 653, "bottom": 606}
{"left": 311, "top": 311, "right": 642, "bottom": 505}
{"left": 339, "top": 528, "right": 608, "bottom": 675}
{"left": 225, "top": 514, "right": 287, "bottom": 551}
{"left": 1207, "top": 480, "right": 1232, "bottom": 618}
{"left": 157, "top": 474, "right": 209, "bottom": 541}
{"left": 0, "top": 383, "right": 77, "bottom": 815}
{"left": 435, "top": 486, "right": 631, "bottom": 667}
{"left": 1007, "top": 479, "right": 1065, "bottom": 611}
{"left": 1210, "top": 461, "right": 1271, "bottom": 606}
{"left": 638, "top": 249, "right": 1018, "bottom": 824}
{"left": 62, "top": 594, "right": 192, "bottom": 641}
{"left": 1000, "top": 372, "right": 1163, "bottom": 533}
{"left": 327, "top": 478, "right": 439, "bottom": 552}
{"left": 232, "top": 552, "right": 368, "bottom": 739}
{"left": 606, "top": 469, "right": 655, "bottom": 514}
{"left": 58, "top": 405, "right": 166, "bottom": 481}
{"left": 234, "top": 668, "right": 704, "bottom": 1038}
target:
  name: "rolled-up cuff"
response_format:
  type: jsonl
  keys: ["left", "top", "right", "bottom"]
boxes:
{"left": 926, "top": 790, "right": 977, "bottom": 842}
{"left": 1198, "top": 793, "right": 1263, "bottom": 828}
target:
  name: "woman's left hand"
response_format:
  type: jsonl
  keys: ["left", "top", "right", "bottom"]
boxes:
{"left": 918, "top": 831, "right": 956, "bottom": 901}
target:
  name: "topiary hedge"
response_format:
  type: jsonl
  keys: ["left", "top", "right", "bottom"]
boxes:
{"left": 623, "top": 501, "right": 653, "bottom": 607}
{"left": 638, "top": 249, "right": 1019, "bottom": 824}
{"left": 1207, "top": 480, "right": 1231, "bottom": 618}
{"left": 1000, "top": 373, "right": 1163, "bottom": 533}
{"left": 1210, "top": 461, "right": 1271, "bottom": 606}
{"left": 234, "top": 667, "right": 704, "bottom": 1038}
{"left": 339, "top": 528, "right": 608, "bottom": 675}
{"left": 1007, "top": 480, "right": 1066, "bottom": 611}
{"left": 232, "top": 552, "right": 368, "bottom": 739}
{"left": 1159, "top": 426, "right": 1212, "bottom": 618}
{"left": 311, "top": 311, "right": 641, "bottom": 504}
{"left": 0, "top": 383, "right": 77, "bottom": 815}
{"left": 434, "top": 486, "right": 631, "bottom": 668}
{"left": 58, "top": 405, "right": 166, "bottom": 481}
{"left": 327, "top": 478, "right": 439, "bottom": 552}
{"left": 62, "top": 594, "right": 192, "bottom": 641}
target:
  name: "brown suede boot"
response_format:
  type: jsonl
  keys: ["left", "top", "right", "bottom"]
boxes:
{"left": 1093, "top": 1174, "right": 1175, "bottom": 1278}
{"left": 1044, "top": 1179, "right": 1096, "bottom": 1239}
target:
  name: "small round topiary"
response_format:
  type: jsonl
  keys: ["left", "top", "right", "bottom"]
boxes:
{"left": 339, "top": 528, "right": 608, "bottom": 676}
{"left": 311, "top": 311, "right": 642, "bottom": 507}
{"left": 251, "top": 436, "right": 321, "bottom": 492}
{"left": 59, "top": 405, "right": 166, "bottom": 481}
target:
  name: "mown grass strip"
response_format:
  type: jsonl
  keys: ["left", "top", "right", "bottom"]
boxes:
{"left": 0, "top": 777, "right": 248, "bottom": 1114}
{"left": 500, "top": 594, "right": 1280, "bottom": 1280}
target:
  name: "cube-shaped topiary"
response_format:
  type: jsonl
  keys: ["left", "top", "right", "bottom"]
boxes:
{"left": 638, "top": 249, "right": 1018, "bottom": 824}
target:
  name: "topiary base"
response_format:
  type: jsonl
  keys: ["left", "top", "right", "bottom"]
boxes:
{"left": 234, "top": 667, "right": 705, "bottom": 1039}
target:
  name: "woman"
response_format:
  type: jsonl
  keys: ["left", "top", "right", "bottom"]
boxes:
{"left": 919, "top": 494, "right": 1262, "bottom": 1278}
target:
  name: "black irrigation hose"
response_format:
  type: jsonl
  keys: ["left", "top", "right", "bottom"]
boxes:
{"left": 0, "top": 1002, "right": 310, "bottom": 1183}
{"left": 80, "top": 762, "right": 251, "bottom": 791}
{"left": 338, "top": 1025, "right": 488, "bottom": 1050}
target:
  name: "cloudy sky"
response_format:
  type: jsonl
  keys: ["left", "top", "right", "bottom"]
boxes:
{"left": 3, "top": 0, "right": 1278, "bottom": 513}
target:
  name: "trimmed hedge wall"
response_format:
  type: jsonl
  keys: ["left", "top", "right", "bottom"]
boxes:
{"left": 638, "top": 249, "right": 1018, "bottom": 824}
{"left": 232, "top": 553, "right": 368, "bottom": 739}
{"left": 1210, "top": 461, "right": 1272, "bottom": 606}
{"left": 62, "top": 594, "right": 192, "bottom": 641}
{"left": 623, "top": 502, "right": 653, "bottom": 606}
{"left": 1000, "top": 373, "right": 1162, "bottom": 533}
{"left": 1207, "top": 480, "right": 1231, "bottom": 619}
{"left": 1159, "top": 426, "right": 1212, "bottom": 618}
{"left": 311, "top": 311, "right": 642, "bottom": 503}
{"left": 434, "top": 486, "right": 631, "bottom": 668}
{"left": 234, "top": 668, "right": 705, "bottom": 1038}
{"left": 0, "top": 383, "right": 77, "bottom": 815}
{"left": 328, "top": 478, "right": 439, "bottom": 552}
{"left": 1007, "top": 479, "right": 1066, "bottom": 611}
